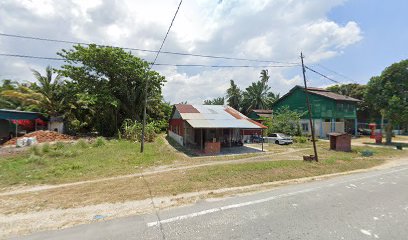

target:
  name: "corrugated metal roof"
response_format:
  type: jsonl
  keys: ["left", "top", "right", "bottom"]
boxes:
{"left": 308, "top": 89, "right": 360, "bottom": 102}
{"left": 174, "top": 104, "right": 266, "bottom": 129}
{"left": 0, "top": 109, "right": 46, "bottom": 120}
{"left": 186, "top": 119, "right": 263, "bottom": 129}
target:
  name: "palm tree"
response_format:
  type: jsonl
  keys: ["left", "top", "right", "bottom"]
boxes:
{"left": 226, "top": 80, "right": 242, "bottom": 110}
{"left": 1, "top": 66, "right": 64, "bottom": 116}
{"left": 242, "top": 81, "right": 271, "bottom": 113}
{"left": 204, "top": 97, "right": 224, "bottom": 105}
{"left": 260, "top": 69, "right": 270, "bottom": 84}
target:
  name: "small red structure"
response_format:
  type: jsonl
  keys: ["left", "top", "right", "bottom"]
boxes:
{"left": 368, "top": 123, "right": 376, "bottom": 139}
{"left": 329, "top": 132, "right": 352, "bottom": 152}
{"left": 375, "top": 132, "right": 383, "bottom": 144}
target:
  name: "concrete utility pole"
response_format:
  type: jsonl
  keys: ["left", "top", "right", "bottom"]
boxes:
{"left": 140, "top": 75, "right": 148, "bottom": 153}
{"left": 300, "top": 52, "right": 318, "bottom": 161}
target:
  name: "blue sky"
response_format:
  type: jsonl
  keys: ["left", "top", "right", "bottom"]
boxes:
{"left": 318, "top": 0, "right": 408, "bottom": 84}
{"left": 0, "top": 0, "right": 406, "bottom": 103}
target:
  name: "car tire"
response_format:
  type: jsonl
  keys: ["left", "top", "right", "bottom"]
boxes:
{"left": 275, "top": 140, "right": 279, "bottom": 144}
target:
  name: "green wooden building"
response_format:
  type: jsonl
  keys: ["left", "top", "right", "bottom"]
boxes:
{"left": 272, "top": 86, "right": 360, "bottom": 138}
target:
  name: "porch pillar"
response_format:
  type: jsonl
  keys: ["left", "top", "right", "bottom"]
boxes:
{"left": 354, "top": 118, "right": 358, "bottom": 136}
{"left": 331, "top": 118, "right": 335, "bottom": 132}
{"left": 15, "top": 121, "right": 18, "bottom": 138}
{"left": 201, "top": 128, "right": 203, "bottom": 151}
{"left": 320, "top": 119, "right": 324, "bottom": 138}
{"left": 229, "top": 129, "right": 232, "bottom": 147}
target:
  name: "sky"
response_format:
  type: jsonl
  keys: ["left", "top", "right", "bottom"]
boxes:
{"left": 0, "top": 0, "right": 407, "bottom": 104}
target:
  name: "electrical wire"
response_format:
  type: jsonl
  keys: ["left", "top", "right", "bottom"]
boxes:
{"left": 0, "top": 32, "right": 299, "bottom": 65}
{"left": 304, "top": 65, "right": 342, "bottom": 84}
{"left": 0, "top": 53, "right": 299, "bottom": 68}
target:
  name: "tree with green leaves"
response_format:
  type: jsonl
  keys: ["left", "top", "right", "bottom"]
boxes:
{"left": 57, "top": 44, "right": 166, "bottom": 136}
{"left": 365, "top": 59, "right": 408, "bottom": 144}
{"left": 0, "top": 79, "right": 19, "bottom": 109}
{"left": 262, "top": 106, "right": 303, "bottom": 136}
{"left": 226, "top": 80, "right": 241, "bottom": 110}
{"left": 241, "top": 70, "right": 273, "bottom": 113}
{"left": 1, "top": 66, "right": 64, "bottom": 116}
{"left": 204, "top": 97, "right": 224, "bottom": 105}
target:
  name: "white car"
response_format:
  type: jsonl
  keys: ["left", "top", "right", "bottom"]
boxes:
{"left": 264, "top": 133, "right": 293, "bottom": 145}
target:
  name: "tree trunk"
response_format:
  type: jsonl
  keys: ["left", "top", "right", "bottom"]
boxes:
{"left": 385, "top": 121, "right": 393, "bottom": 144}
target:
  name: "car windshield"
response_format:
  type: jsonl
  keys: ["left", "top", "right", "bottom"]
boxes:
{"left": 278, "top": 133, "right": 290, "bottom": 138}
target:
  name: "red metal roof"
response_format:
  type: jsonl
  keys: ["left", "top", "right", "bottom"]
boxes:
{"left": 224, "top": 107, "right": 243, "bottom": 119}
{"left": 174, "top": 104, "right": 200, "bottom": 113}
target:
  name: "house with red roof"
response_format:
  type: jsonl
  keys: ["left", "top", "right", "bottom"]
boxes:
{"left": 168, "top": 104, "right": 267, "bottom": 154}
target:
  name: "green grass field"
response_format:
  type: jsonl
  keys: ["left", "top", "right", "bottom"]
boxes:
{"left": 0, "top": 137, "right": 185, "bottom": 187}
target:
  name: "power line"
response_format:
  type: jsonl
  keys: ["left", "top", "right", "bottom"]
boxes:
{"left": 0, "top": 32, "right": 299, "bottom": 65}
{"left": 0, "top": 53, "right": 63, "bottom": 61}
{"left": 0, "top": 53, "right": 298, "bottom": 68}
{"left": 304, "top": 65, "right": 342, "bottom": 84}
{"left": 315, "top": 64, "right": 358, "bottom": 83}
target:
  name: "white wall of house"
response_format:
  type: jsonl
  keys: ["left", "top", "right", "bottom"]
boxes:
{"left": 301, "top": 119, "right": 345, "bottom": 138}
{"left": 168, "top": 130, "right": 184, "bottom": 146}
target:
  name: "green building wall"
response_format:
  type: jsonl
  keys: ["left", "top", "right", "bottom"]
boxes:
{"left": 273, "top": 87, "right": 357, "bottom": 120}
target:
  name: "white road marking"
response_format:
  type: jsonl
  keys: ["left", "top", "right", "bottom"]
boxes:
{"left": 360, "top": 229, "right": 372, "bottom": 236}
{"left": 373, "top": 217, "right": 379, "bottom": 220}
{"left": 147, "top": 167, "right": 408, "bottom": 227}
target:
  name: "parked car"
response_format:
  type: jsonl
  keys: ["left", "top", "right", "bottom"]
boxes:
{"left": 264, "top": 133, "right": 293, "bottom": 145}
{"left": 250, "top": 135, "right": 263, "bottom": 143}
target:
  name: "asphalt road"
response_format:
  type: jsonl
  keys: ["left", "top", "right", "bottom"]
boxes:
{"left": 15, "top": 162, "right": 408, "bottom": 240}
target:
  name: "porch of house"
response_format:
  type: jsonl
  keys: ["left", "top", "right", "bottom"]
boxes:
{"left": 300, "top": 118, "right": 358, "bottom": 138}
{"left": 185, "top": 127, "right": 265, "bottom": 155}
{"left": 169, "top": 127, "right": 265, "bottom": 155}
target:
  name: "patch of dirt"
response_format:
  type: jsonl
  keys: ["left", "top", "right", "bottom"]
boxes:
{"left": 3, "top": 130, "right": 74, "bottom": 146}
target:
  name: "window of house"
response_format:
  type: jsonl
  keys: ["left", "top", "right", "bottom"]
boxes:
{"left": 302, "top": 123, "right": 309, "bottom": 132}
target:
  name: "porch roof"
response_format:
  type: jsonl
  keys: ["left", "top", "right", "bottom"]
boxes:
{"left": 174, "top": 104, "right": 266, "bottom": 129}
{"left": 186, "top": 119, "right": 264, "bottom": 129}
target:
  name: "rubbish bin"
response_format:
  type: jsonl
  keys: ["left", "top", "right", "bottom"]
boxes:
{"left": 375, "top": 133, "right": 382, "bottom": 144}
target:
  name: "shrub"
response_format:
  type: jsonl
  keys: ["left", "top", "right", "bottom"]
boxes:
{"left": 93, "top": 137, "right": 106, "bottom": 147}
{"left": 120, "top": 119, "right": 157, "bottom": 142}
{"left": 361, "top": 149, "right": 374, "bottom": 157}
{"left": 293, "top": 136, "right": 308, "bottom": 143}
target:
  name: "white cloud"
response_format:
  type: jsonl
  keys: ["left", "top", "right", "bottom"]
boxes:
{"left": 0, "top": 0, "right": 363, "bottom": 103}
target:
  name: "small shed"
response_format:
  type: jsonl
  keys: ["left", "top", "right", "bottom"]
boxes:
{"left": 328, "top": 132, "right": 351, "bottom": 152}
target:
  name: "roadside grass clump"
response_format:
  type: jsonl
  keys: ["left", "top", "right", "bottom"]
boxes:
{"left": 42, "top": 143, "right": 51, "bottom": 153}
{"left": 63, "top": 150, "right": 79, "bottom": 158}
{"left": 55, "top": 142, "right": 65, "bottom": 150}
{"left": 76, "top": 139, "right": 89, "bottom": 149}
{"left": 93, "top": 137, "right": 106, "bottom": 147}
{"left": 27, "top": 154, "right": 45, "bottom": 165}
{"left": 30, "top": 145, "right": 43, "bottom": 156}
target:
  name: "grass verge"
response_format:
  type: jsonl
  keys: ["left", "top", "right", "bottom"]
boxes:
{"left": 1, "top": 157, "right": 384, "bottom": 214}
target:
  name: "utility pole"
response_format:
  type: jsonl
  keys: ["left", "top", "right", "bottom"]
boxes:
{"left": 140, "top": 74, "right": 148, "bottom": 153}
{"left": 300, "top": 52, "right": 318, "bottom": 161}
